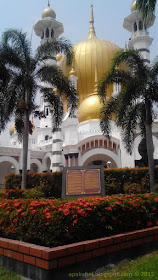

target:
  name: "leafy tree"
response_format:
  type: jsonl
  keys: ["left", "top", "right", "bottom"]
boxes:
{"left": 136, "top": 0, "right": 157, "bottom": 19}
{"left": 98, "top": 49, "right": 158, "bottom": 192}
{"left": 0, "top": 29, "right": 77, "bottom": 189}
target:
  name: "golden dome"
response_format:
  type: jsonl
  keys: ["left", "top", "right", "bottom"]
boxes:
{"left": 131, "top": 1, "right": 137, "bottom": 12}
{"left": 10, "top": 124, "right": 15, "bottom": 135}
{"left": 78, "top": 93, "right": 102, "bottom": 123}
{"left": 56, "top": 53, "right": 62, "bottom": 62}
{"left": 60, "top": 38, "right": 120, "bottom": 106}
{"left": 42, "top": 6, "right": 56, "bottom": 19}
{"left": 59, "top": 6, "right": 120, "bottom": 106}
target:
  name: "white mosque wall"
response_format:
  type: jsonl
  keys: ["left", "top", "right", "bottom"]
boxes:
{"left": 62, "top": 116, "right": 78, "bottom": 146}
{"left": 119, "top": 137, "right": 135, "bottom": 168}
{"left": 78, "top": 120, "right": 104, "bottom": 142}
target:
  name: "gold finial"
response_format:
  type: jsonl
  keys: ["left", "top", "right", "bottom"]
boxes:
{"left": 88, "top": 5, "right": 96, "bottom": 39}
{"left": 53, "top": 87, "right": 58, "bottom": 95}
{"left": 94, "top": 64, "right": 98, "bottom": 93}
{"left": 69, "top": 62, "right": 77, "bottom": 76}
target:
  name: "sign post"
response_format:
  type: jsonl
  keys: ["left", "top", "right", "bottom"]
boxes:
{"left": 62, "top": 165, "right": 105, "bottom": 198}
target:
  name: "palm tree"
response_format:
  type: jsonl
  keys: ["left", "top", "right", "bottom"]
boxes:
{"left": 0, "top": 29, "right": 77, "bottom": 189}
{"left": 136, "top": 0, "right": 157, "bottom": 18}
{"left": 98, "top": 49, "right": 158, "bottom": 192}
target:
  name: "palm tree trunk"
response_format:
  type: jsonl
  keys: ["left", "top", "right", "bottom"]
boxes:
{"left": 21, "top": 90, "right": 29, "bottom": 190}
{"left": 145, "top": 99, "right": 155, "bottom": 192}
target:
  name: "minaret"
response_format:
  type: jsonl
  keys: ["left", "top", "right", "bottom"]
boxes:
{"left": 123, "top": 0, "right": 155, "bottom": 65}
{"left": 34, "top": 3, "right": 64, "bottom": 130}
{"left": 34, "top": 3, "right": 64, "bottom": 172}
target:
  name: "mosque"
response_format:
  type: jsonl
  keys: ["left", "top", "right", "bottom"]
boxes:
{"left": 0, "top": 1, "right": 158, "bottom": 185}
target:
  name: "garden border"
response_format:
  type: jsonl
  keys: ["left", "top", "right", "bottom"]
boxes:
{"left": 0, "top": 226, "right": 158, "bottom": 279}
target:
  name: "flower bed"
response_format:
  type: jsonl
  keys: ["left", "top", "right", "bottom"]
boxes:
{"left": 0, "top": 194, "right": 158, "bottom": 248}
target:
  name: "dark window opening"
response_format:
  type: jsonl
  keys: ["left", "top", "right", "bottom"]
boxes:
{"left": 51, "top": 29, "right": 54, "bottom": 38}
{"left": 45, "top": 135, "right": 49, "bottom": 141}
{"left": 139, "top": 21, "right": 143, "bottom": 30}
{"left": 134, "top": 22, "right": 137, "bottom": 32}
{"left": 41, "top": 31, "right": 44, "bottom": 39}
{"left": 45, "top": 107, "right": 49, "bottom": 116}
{"left": 46, "top": 28, "right": 49, "bottom": 38}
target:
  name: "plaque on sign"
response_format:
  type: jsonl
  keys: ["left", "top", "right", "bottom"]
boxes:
{"left": 62, "top": 166, "right": 105, "bottom": 198}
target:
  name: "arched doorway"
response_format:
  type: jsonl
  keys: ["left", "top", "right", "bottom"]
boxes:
{"left": 80, "top": 148, "right": 119, "bottom": 168}
{"left": 84, "top": 154, "right": 117, "bottom": 168}
{"left": 0, "top": 156, "right": 19, "bottom": 187}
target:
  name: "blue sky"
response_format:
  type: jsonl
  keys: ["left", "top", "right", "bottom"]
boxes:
{"left": 0, "top": 0, "right": 158, "bottom": 141}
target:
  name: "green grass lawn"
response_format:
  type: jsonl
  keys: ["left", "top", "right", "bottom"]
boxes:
{"left": 0, "top": 266, "right": 21, "bottom": 280}
{"left": 84, "top": 251, "right": 158, "bottom": 280}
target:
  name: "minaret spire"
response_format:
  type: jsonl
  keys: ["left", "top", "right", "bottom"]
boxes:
{"left": 48, "top": 0, "right": 50, "bottom": 7}
{"left": 88, "top": 5, "right": 96, "bottom": 39}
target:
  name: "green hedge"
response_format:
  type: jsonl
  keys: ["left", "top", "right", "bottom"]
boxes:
{"left": 0, "top": 194, "right": 157, "bottom": 247}
{"left": 4, "top": 168, "right": 158, "bottom": 197}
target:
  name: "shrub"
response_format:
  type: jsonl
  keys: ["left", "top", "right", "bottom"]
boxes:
{"left": 105, "top": 183, "right": 122, "bottom": 195}
{"left": 0, "top": 189, "right": 24, "bottom": 199}
{"left": 4, "top": 172, "right": 62, "bottom": 198}
{"left": 24, "top": 187, "right": 44, "bottom": 199}
{"left": 0, "top": 194, "right": 157, "bottom": 247}
{"left": 0, "top": 188, "right": 44, "bottom": 200}
{"left": 123, "top": 182, "right": 149, "bottom": 194}
{"left": 4, "top": 174, "right": 21, "bottom": 190}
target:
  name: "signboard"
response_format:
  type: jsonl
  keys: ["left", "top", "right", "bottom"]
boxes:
{"left": 62, "top": 166, "right": 105, "bottom": 198}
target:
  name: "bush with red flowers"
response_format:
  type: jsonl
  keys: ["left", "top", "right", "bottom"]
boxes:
{"left": 0, "top": 193, "right": 158, "bottom": 247}
{"left": 123, "top": 182, "right": 149, "bottom": 194}
{"left": 0, "top": 187, "right": 44, "bottom": 199}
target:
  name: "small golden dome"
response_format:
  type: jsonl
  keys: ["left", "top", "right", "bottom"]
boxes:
{"left": 42, "top": 7, "right": 56, "bottom": 19}
{"left": 69, "top": 67, "right": 77, "bottom": 77}
{"left": 10, "top": 124, "right": 15, "bottom": 135}
{"left": 53, "top": 87, "right": 58, "bottom": 95}
{"left": 78, "top": 93, "right": 102, "bottom": 123}
{"left": 56, "top": 53, "right": 62, "bottom": 62}
{"left": 131, "top": 1, "right": 137, "bottom": 12}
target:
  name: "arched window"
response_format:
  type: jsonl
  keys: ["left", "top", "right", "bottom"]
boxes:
{"left": 134, "top": 22, "right": 137, "bottom": 32}
{"left": 139, "top": 21, "right": 143, "bottom": 30}
{"left": 46, "top": 28, "right": 49, "bottom": 38}
{"left": 45, "top": 107, "right": 49, "bottom": 116}
{"left": 45, "top": 135, "right": 49, "bottom": 141}
{"left": 51, "top": 29, "right": 54, "bottom": 38}
{"left": 41, "top": 31, "right": 44, "bottom": 39}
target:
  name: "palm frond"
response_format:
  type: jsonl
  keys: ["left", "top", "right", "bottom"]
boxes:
{"left": 136, "top": 0, "right": 156, "bottom": 17}
{"left": 37, "top": 37, "right": 73, "bottom": 66}
{"left": 41, "top": 87, "right": 63, "bottom": 129}
{"left": 38, "top": 64, "right": 77, "bottom": 112}
{"left": 100, "top": 97, "right": 118, "bottom": 139}
{"left": 111, "top": 49, "right": 147, "bottom": 81}
{"left": 120, "top": 102, "right": 144, "bottom": 154}
{"left": 2, "top": 29, "right": 31, "bottom": 59}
